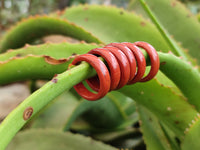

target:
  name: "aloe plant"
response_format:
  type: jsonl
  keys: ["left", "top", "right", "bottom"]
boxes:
{"left": 0, "top": 0, "right": 200, "bottom": 150}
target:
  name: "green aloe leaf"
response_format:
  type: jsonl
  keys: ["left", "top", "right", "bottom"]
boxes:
{"left": 0, "top": 42, "right": 99, "bottom": 61}
{"left": 60, "top": 5, "right": 171, "bottom": 52}
{"left": 138, "top": 105, "right": 175, "bottom": 150}
{"left": 130, "top": 0, "right": 200, "bottom": 65}
{"left": 93, "top": 127, "right": 140, "bottom": 143}
{"left": 0, "top": 16, "right": 101, "bottom": 52}
{"left": 181, "top": 116, "right": 200, "bottom": 150}
{"left": 0, "top": 55, "right": 70, "bottom": 84}
{"left": 63, "top": 91, "right": 130, "bottom": 132}
{"left": 158, "top": 52, "right": 200, "bottom": 110}
{"left": 0, "top": 43, "right": 98, "bottom": 85}
{"left": 6, "top": 129, "right": 116, "bottom": 150}
{"left": 119, "top": 78, "right": 198, "bottom": 138}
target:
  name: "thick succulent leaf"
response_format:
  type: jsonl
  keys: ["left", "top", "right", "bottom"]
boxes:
{"left": 129, "top": 0, "right": 200, "bottom": 65}
{"left": 158, "top": 52, "right": 200, "bottom": 110}
{"left": 63, "top": 92, "right": 128, "bottom": 131}
{"left": 106, "top": 91, "right": 137, "bottom": 116}
{"left": 154, "top": 71, "right": 183, "bottom": 97}
{"left": 6, "top": 129, "right": 116, "bottom": 150}
{"left": 80, "top": 94, "right": 127, "bottom": 129}
{"left": 0, "top": 42, "right": 99, "bottom": 61}
{"left": 59, "top": 5, "right": 171, "bottom": 52}
{"left": 0, "top": 55, "right": 71, "bottom": 84}
{"left": 93, "top": 127, "right": 143, "bottom": 149}
{"left": 93, "top": 128, "right": 140, "bottom": 142}
{"left": 182, "top": 118, "right": 200, "bottom": 149}
{"left": 31, "top": 91, "right": 79, "bottom": 129}
{"left": 0, "top": 16, "right": 101, "bottom": 52}
{"left": 119, "top": 78, "right": 198, "bottom": 138}
{"left": 160, "top": 123, "right": 181, "bottom": 150}
{"left": 181, "top": 115, "right": 200, "bottom": 150}
{"left": 0, "top": 43, "right": 98, "bottom": 85}
{"left": 138, "top": 105, "right": 174, "bottom": 150}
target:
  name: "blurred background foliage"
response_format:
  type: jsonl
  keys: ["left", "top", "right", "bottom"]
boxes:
{"left": 0, "top": 0, "right": 200, "bottom": 33}
{"left": 0, "top": 0, "right": 128, "bottom": 32}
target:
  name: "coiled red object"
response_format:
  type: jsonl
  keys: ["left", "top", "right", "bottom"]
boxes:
{"left": 71, "top": 41, "right": 160, "bottom": 101}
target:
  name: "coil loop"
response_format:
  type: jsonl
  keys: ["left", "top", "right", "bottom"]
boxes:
{"left": 71, "top": 41, "right": 160, "bottom": 101}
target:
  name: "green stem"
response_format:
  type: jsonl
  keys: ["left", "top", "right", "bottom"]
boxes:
{"left": 139, "top": 0, "right": 188, "bottom": 60}
{"left": 0, "top": 62, "right": 95, "bottom": 150}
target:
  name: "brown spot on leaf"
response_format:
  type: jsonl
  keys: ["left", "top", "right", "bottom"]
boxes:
{"left": 160, "top": 62, "right": 166, "bottom": 65}
{"left": 23, "top": 107, "right": 33, "bottom": 120}
{"left": 120, "top": 11, "right": 124, "bottom": 15}
{"left": 85, "top": 18, "right": 88, "bottom": 22}
{"left": 175, "top": 121, "right": 180, "bottom": 124}
{"left": 140, "top": 21, "right": 146, "bottom": 26}
{"left": 171, "top": 1, "right": 176, "bottom": 7}
{"left": 51, "top": 78, "right": 58, "bottom": 83}
{"left": 44, "top": 56, "right": 67, "bottom": 65}
{"left": 16, "top": 54, "right": 22, "bottom": 57}
{"left": 66, "top": 55, "right": 79, "bottom": 62}
{"left": 187, "top": 13, "right": 192, "bottom": 18}
{"left": 72, "top": 53, "right": 77, "bottom": 56}
{"left": 84, "top": 7, "right": 88, "bottom": 10}
{"left": 160, "top": 84, "right": 164, "bottom": 87}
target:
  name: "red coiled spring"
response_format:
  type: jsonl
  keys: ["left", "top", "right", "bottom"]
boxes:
{"left": 71, "top": 41, "right": 160, "bottom": 101}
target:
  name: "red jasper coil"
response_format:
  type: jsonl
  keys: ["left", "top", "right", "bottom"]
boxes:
{"left": 71, "top": 41, "right": 160, "bottom": 101}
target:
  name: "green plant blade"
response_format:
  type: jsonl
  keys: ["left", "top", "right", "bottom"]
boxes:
{"left": 158, "top": 52, "right": 200, "bottom": 110}
{"left": 0, "top": 16, "right": 101, "bottom": 52}
{"left": 0, "top": 43, "right": 98, "bottom": 85}
{"left": 63, "top": 92, "right": 128, "bottom": 131}
{"left": 6, "top": 129, "right": 116, "bottom": 150}
{"left": 181, "top": 116, "right": 200, "bottom": 150}
{"left": 93, "top": 127, "right": 140, "bottom": 143}
{"left": 131, "top": 0, "right": 200, "bottom": 65}
{"left": 0, "top": 42, "right": 99, "bottom": 61}
{"left": 119, "top": 78, "right": 198, "bottom": 138}
{"left": 60, "top": 5, "right": 171, "bottom": 52}
{"left": 80, "top": 92, "right": 128, "bottom": 129}
{"left": 0, "top": 55, "right": 72, "bottom": 84}
{"left": 106, "top": 91, "right": 137, "bottom": 116}
{"left": 138, "top": 105, "right": 174, "bottom": 150}
{"left": 138, "top": 0, "right": 189, "bottom": 61}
